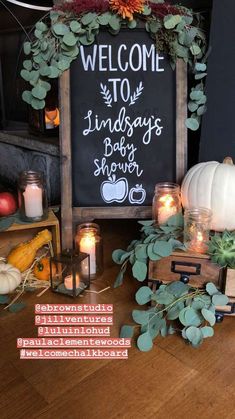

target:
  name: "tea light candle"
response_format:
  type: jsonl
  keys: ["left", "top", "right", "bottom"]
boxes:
{"left": 190, "top": 231, "right": 207, "bottom": 253}
{"left": 64, "top": 274, "right": 80, "bottom": 290}
{"left": 80, "top": 235, "right": 96, "bottom": 275}
{"left": 158, "top": 194, "right": 177, "bottom": 224}
{"left": 184, "top": 208, "right": 212, "bottom": 254}
{"left": 23, "top": 184, "right": 43, "bottom": 218}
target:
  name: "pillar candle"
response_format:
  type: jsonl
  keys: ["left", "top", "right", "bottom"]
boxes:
{"left": 64, "top": 274, "right": 80, "bottom": 290}
{"left": 80, "top": 235, "right": 96, "bottom": 275}
{"left": 23, "top": 184, "right": 43, "bottom": 218}
{"left": 158, "top": 194, "right": 177, "bottom": 224}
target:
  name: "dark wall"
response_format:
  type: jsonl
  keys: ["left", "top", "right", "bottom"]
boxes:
{"left": 199, "top": 0, "right": 235, "bottom": 162}
{"left": 0, "top": 4, "right": 48, "bottom": 123}
{"left": 172, "top": 0, "right": 212, "bottom": 10}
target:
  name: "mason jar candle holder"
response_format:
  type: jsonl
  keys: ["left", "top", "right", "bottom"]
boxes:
{"left": 75, "top": 223, "right": 103, "bottom": 279}
{"left": 50, "top": 249, "right": 90, "bottom": 298}
{"left": 184, "top": 207, "right": 212, "bottom": 254}
{"left": 152, "top": 182, "right": 182, "bottom": 225}
{"left": 18, "top": 171, "right": 48, "bottom": 222}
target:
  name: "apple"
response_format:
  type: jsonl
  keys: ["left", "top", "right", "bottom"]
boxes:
{"left": 0, "top": 192, "right": 17, "bottom": 216}
{"left": 129, "top": 184, "right": 146, "bottom": 204}
{"left": 101, "top": 175, "right": 128, "bottom": 203}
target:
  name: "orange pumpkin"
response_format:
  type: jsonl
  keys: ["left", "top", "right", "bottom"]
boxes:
{"left": 33, "top": 257, "right": 56, "bottom": 281}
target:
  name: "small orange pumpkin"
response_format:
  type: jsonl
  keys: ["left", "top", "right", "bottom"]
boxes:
{"left": 33, "top": 257, "right": 56, "bottom": 281}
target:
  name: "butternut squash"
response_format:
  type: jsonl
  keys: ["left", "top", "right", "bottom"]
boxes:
{"left": 7, "top": 229, "right": 52, "bottom": 272}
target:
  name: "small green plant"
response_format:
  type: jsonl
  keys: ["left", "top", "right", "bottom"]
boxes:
{"left": 208, "top": 231, "right": 235, "bottom": 268}
{"left": 120, "top": 281, "right": 229, "bottom": 351}
{"left": 112, "top": 214, "right": 185, "bottom": 287}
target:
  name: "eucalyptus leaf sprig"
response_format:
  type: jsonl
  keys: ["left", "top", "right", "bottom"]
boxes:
{"left": 120, "top": 281, "right": 229, "bottom": 351}
{"left": 112, "top": 214, "right": 185, "bottom": 287}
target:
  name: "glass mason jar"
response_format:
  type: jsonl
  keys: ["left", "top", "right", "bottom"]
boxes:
{"left": 152, "top": 182, "right": 182, "bottom": 225}
{"left": 184, "top": 207, "right": 212, "bottom": 254}
{"left": 18, "top": 171, "right": 48, "bottom": 222}
{"left": 75, "top": 223, "right": 103, "bottom": 279}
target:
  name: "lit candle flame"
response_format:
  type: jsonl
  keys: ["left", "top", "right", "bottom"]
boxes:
{"left": 159, "top": 194, "right": 174, "bottom": 207}
{"left": 81, "top": 234, "right": 96, "bottom": 247}
{"left": 45, "top": 108, "right": 60, "bottom": 127}
{"left": 197, "top": 232, "right": 203, "bottom": 242}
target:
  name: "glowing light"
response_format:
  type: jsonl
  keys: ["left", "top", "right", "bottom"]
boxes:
{"left": 45, "top": 108, "right": 60, "bottom": 128}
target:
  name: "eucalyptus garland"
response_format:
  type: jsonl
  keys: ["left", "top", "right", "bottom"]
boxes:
{"left": 112, "top": 213, "right": 185, "bottom": 287}
{"left": 21, "top": 0, "right": 208, "bottom": 130}
{"left": 120, "top": 281, "right": 229, "bottom": 351}
{"left": 113, "top": 215, "right": 229, "bottom": 350}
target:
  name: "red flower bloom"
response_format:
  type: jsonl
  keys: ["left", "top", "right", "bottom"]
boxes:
{"left": 149, "top": 2, "right": 188, "bottom": 19}
{"left": 109, "top": 0, "right": 145, "bottom": 21}
{"left": 55, "top": 0, "right": 110, "bottom": 15}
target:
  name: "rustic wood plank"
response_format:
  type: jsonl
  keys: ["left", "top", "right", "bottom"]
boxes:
{"left": 4, "top": 210, "right": 59, "bottom": 232}
{"left": 59, "top": 70, "right": 73, "bottom": 249}
{"left": 224, "top": 268, "right": 235, "bottom": 297}
{"left": 73, "top": 206, "right": 152, "bottom": 221}
{"left": 151, "top": 349, "right": 235, "bottom": 419}
{"left": 0, "top": 377, "right": 48, "bottom": 419}
{"left": 34, "top": 346, "right": 196, "bottom": 419}
{"left": 0, "top": 360, "right": 22, "bottom": 393}
{"left": 0, "top": 210, "right": 60, "bottom": 258}
{"left": 176, "top": 59, "right": 188, "bottom": 183}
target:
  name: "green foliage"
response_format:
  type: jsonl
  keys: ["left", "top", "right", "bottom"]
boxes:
{"left": 164, "top": 14, "right": 182, "bottom": 30}
{"left": 20, "top": 3, "right": 207, "bottom": 130}
{"left": 0, "top": 211, "right": 32, "bottom": 231}
{"left": 113, "top": 214, "right": 185, "bottom": 284}
{"left": 186, "top": 61, "right": 207, "bottom": 130}
{"left": 121, "top": 281, "right": 228, "bottom": 351}
{"left": 120, "top": 325, "right": 134, "bottom": 338}
{"left": 8, "top": 302, "right": 27, "bottom": 313}
{"left": 135, "top": 286, "right": 153, "bottom": 305}
{"left": 0, "top": 295, "right": 10, "bottom": 304}
{"left": 208, "top": 231, "right": 235, "bottom": 269}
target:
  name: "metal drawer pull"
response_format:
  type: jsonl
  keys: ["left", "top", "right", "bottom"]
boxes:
{"left": 171, "top": 261, "right": 201, "bottom": 284}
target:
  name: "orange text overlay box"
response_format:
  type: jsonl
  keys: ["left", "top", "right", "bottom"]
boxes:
{"left": 35, "top": 304, "right": 113, "bottom": 314}
{"left": 20, "top": 348, "right": 128, "bottom": 359}
{"left": 37, "top": 326, "right": 111, "bottom": 336}
{"left": 35, "top": 315, "right": 113, "bottom": 326}
{"left": 17, "top": 337, "right": 131, "bottom": 348}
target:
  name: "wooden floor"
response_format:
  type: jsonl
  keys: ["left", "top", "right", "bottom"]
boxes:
{"left": 1, "top": 220, "right": 235, "bottom": 419}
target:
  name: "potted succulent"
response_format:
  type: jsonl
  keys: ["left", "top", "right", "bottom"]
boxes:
{"left": 208, "top": 231, "right": 235, "bottom": 298}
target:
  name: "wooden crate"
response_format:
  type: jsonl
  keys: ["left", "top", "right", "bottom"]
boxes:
{"left": 216, "top": 297, "right": 235, "bottom": 316}
{"left": 148, "top": 250, "right": 235, "bottom": 317}
{"left": 224, "top": 268, "right": 235, "bottom": 298}
{"left": 0, "top": 210, "right": 61, "bottom": 258}
{"left": 148, "top": 249, "right": 223, "bottom": 289}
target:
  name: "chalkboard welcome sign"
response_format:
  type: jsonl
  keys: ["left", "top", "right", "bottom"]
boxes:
{"left": 59, "top": 29, "right": 187, "bottom": 247}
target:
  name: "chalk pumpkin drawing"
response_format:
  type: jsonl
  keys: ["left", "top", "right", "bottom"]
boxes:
{"left": 101, "top": 175, "right": 128, "bottom": 203}
{"left": 129, "top": 184, "right": 146, "bottom": 204}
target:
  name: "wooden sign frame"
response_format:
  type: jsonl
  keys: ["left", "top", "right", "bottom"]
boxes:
{"left": 59, "top": 59, "right": 188, "bottom": 248}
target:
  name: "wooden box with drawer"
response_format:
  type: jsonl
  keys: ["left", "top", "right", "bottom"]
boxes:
{"left": 148, "top": 250, "right": 235, "bottom": 316}
{"left": 148, "top": 249, "right": 223, "bottom": 290}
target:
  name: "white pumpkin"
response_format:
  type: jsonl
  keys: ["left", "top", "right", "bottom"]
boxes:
{"left": 0, "top": 263, "right": 22, "bottom": 294}
{"left": 181, "top": 157, "right": 235, "bottom": 231}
